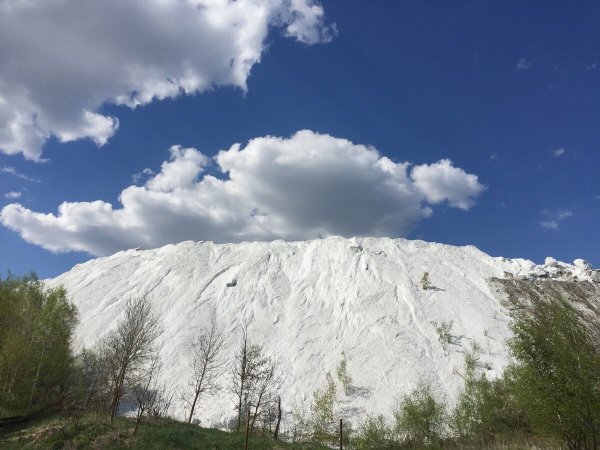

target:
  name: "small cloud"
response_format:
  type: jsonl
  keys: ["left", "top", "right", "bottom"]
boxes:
{"left": 4, "top": 191, "right": 21, "bottom": 199}
{"left": 540, "top": 220, "right": 558, "bottom": 230}
{"left": 516, "top": 58, "right": 533, "bottom": 71}
{"left": 553, "top": 148, "right": 565, "bottom": 157}
{"left": 540, "top": 209, "right": 572, "bottom": 230}
{"left": 490, "top": 153, "right": 500, "bottom": 161}
{"left": 587, "top": 62, "right": 599, "bottom": 70}
{"left": 0, "top": 166, "right": 40, "bottom": 183}
{"left": 132, "top": 168, "right": 155, "bottom": 184}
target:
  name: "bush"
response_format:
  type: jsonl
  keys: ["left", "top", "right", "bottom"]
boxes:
{"left": 394, "top": 384, "right": 446, "bottom": 448}
{"left": 450, "top": 351, "right": 529, "bottom": 444}
{"left": 354, "top": 414, "right": 399, "bottom": 449}
{"left": 508, "top": 296, "right": 600, "bottom": 450}
{"left": 336, "top": 352, "right": 352, "bottom": 396}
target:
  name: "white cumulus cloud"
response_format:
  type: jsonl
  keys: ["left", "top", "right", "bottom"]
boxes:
{"left": 0, "top": 130, "right": 486, "bottom": 255}
{"left": 0, "top": 0, "right": 333, "bottom": 160}
{"left": 411, "top": 159, "right": 486, "bottom": 210}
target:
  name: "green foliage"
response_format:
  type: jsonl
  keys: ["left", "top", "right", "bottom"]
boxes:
{"left": 420, "top": 272, "right": 431, "bottom": 290}
{"left": 354, "top": 414, "right": 400, "bottom": 450}
{"left": 0, "top": 412, "right": 330, "bottom": 449}
{"left": 394, "top": 384, "right": 446, "bottom": 448}
{"left": 0, "top": 274, "right": 77, "bottom": 417}
{"left": 450, "top": 351, "right": 528, "bottom": 444}
{"left": 430, "top": 320, "right": 454, "bottom": 351}
{"left": 336, "top": 352, "right": 352, "bottom": 396}
{"left": 508, "top": 296, "right": 600, "bottom": 450}
{"left": 309, "top": 372, "right": 338, "bottom": 444}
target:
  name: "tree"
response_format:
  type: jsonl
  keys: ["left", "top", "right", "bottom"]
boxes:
{"left": 336, "top": 352, "right": 353, "bottom": 396}
{"left": 131, "top": 355, "right": 162, "bottom": 434}
{"left": 310, "top": 371, "right": 338, "bottom": 444}
{"left": 183, "top": 319, "right": 226, "bottom": 423}
{"left": 508, "top": 296, "right": 600, "bottom": 450}
{"left": 394, "top": 384, "right": 446, "bottom": 448}
{"left": 230, "top": 327, "right": 280, "bottom": 434}
{"left": 102, "top": 295, "right": 163, "bottom": 423}
{"left": 0, "top": 274, "right": 77, "bottom": 417}
{"left": 450, "top": 350, "right": 528, "bottom": 444}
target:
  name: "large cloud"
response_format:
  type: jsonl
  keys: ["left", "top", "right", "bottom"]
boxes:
{"left": 0, "top": 0, "right": 333, "bottom": 160}
{"left": 1, "top": 130, "right": 486, "bottom": 255}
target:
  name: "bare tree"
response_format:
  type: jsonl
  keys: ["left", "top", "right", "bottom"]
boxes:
{"left": 102, "top": 295, "right": 163, "bottom": 423}
{"left": 131, "top": 355, "right": 161, "bottom": 435}
{"left": 183, "top": 318, "right": 226, "bottom": 423}
{"left": 249, "top": 358, "right": 279, "bottom": 434}
{"left": 232, "top": 326, "right": 255, "bottom": 432}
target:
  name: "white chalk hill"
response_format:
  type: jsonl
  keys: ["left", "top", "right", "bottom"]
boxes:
{"left": 48, "top": 237, "right": 595, "bottom": 428}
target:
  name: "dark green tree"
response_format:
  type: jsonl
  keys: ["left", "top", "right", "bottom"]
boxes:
{"left": 508, "top": 296, "right": 600, "bottom": 450}
{"left": 0, "top": 274, "right": 77, "bottom": 417}
{"left": 451, "top": 350, "right": 528, "bottom": 444}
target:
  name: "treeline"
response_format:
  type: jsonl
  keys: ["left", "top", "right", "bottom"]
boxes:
{"left": 0, "top": 274, "right": 77, "bottom": 418}
{"left": 1, "top": 274, "right": 599, "bottom": 450}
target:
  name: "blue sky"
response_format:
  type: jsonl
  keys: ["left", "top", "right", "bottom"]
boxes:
{"left": 1, "top": 0, "right": 599, "bottom": 278}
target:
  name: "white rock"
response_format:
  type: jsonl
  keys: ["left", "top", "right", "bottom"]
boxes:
{"left": 573, "top": 259, "right": 592, "bottom": 270}
{"left": 545, "top": 257, "right": 558, "bottom": 267}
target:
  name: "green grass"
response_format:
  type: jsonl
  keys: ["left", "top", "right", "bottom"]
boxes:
{"left": 0, "top": 413, "right": 328, "bottom": 450}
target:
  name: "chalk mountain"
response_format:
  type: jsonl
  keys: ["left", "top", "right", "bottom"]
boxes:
{"left": 48, "top": 237, "right": 599, "bottom": 428}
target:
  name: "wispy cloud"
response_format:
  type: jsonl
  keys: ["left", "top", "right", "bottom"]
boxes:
{"left": 516, "top": 58, "right": 533, "bottom": 71}
{"left": 490, "top": 153, "right": 500, "bottom": 161}
{"left": 540, "top": 209, "right": 573, "bottom": 230}
{"left": 132, "top": 168, "right": 155, "bottom": 184}
{"left": 4, "top": 191, "right": 21, "bottom": 199}
{"left": 553, "top": 148, "right": 565, "bottom": 157}
{"left": 0, "top": 166, "right": 40, "bottom": 183}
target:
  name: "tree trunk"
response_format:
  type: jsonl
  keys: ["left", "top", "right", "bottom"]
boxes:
{"left": 244, "top": 402, "right": 251, "bottom": 450}
{"left": 273, "top": 396, "right": 281, "bottom": 441}
{"left": 27, "top": 343, "right": 46, "bottom": 411}
{"left": 134, "top": 407, "right": 144, "bottom": 435}
{"left": 187, "top": 390, "right": 200, "bottom": 423}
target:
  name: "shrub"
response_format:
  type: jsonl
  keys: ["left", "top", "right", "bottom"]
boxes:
{"left": 508, "top": 296, "right": 600, "bottom": 450}
{"left": 450, "top": 351, "right": 528, "bottom": 444}
{"left": 354, "top": 414, "right": 399, "bottom": 449}
{"left": 394, "top": 384, "right": 446, "bottom": 448}
{"left": 336, "top": 352, "right": 353, "bottom": 396}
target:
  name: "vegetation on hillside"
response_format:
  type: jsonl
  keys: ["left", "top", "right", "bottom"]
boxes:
{"left": 1, "top": 273, "right": 599, "bottom": 449}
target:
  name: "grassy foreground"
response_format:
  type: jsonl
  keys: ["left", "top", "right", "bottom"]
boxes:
{"left": 0, "top": 413, "right": 327, "bottom": 450}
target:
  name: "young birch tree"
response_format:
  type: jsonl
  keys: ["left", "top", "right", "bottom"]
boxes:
{"left": 102, "top": 295, "right": 163, "bottom": 423}
{"left": 231, "top": 326, "right": 280, "bottom": 434}
{"left": 184, "top": 319, "right": 226, "bottom": 423}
